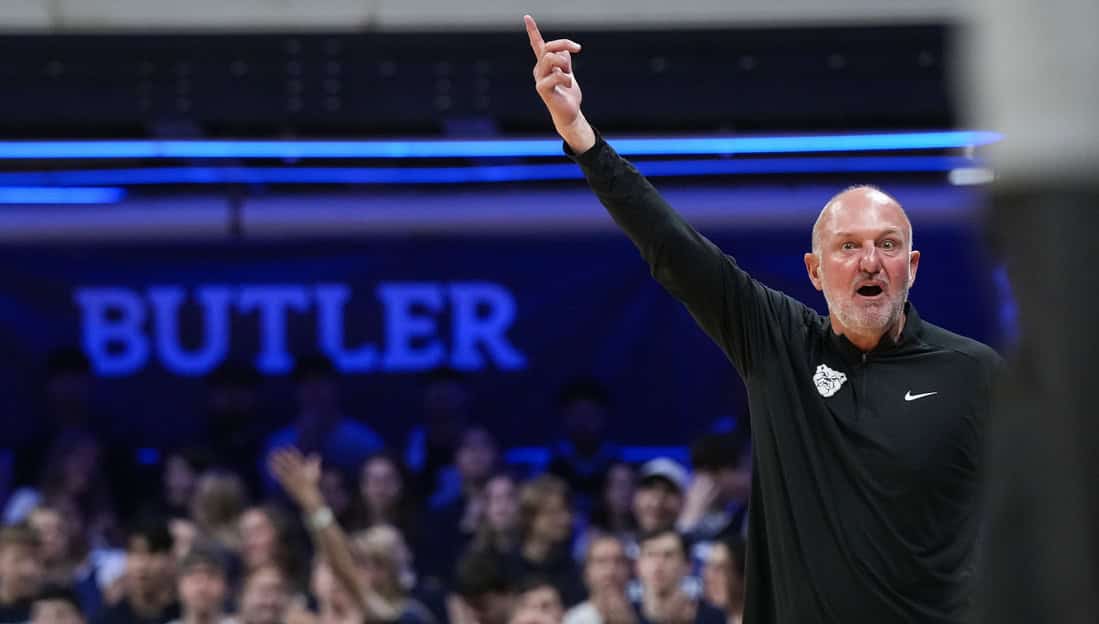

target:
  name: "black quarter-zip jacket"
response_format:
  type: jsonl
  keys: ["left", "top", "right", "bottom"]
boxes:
{"left": 569, "top": 136, "right": 1001, "bottom": 624}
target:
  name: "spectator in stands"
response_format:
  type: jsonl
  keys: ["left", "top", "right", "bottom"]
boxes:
{"left": 0, "top": 525, "right": 44, "bottom": 624}
{"left": 11, "top": 349, "right": 101, "bottom": 490}
{"left": 575, "top": 463, "right": 636, "bottom": 561}
{"left": 166, "top": 544, "right": 234, "bottom": 624}
{"left": 351, "top": 457, "right": 449, "bottom": 623}
{"left": 634, "top": 530, "right": 723, "bottom": 624}
{"left": 504, "top": 476, "right": 584, "bottom": 608}
{"left": 547, "top": 379, "right": 620, "bottom": 513}
{"left": 4, "top": 432, "right": 119, "bottom": 547}
{"left": 235, "top": 565, "right": 292, "bottom": 624}
{"left": 420, "top": 426, "right": 499, "bottom": 582}
{"left": 309, "top": 557, "right": 364, "bottom": 624}
{"left": 590, "top": 463, "right": 636, "bottom": 539}
{"left": 201, "top": 362, "right": 268, "bottom": 497}
{"left": 404, "top": 368, "right": 473, "bottom": 498}
{"left": 509, "top": 577, "right": 564, "bottom": 624}
{"left": 264, "top": 355, "right": 384, "bottom": 488}
{"left": 238, "top": 505, "right": 306, "bottom": 590}
{"left": 190, "top": 471, "right": 247, "bottom": 554}
{"left": 427, "top": 426, "right": 498, "bottom": 510}
{"left": 348, "top": 453, "right": 419, "bottom": 546}
{"left": 28, "top": 504, "right": 82, "bottom": 587}
{"left": 141, "top": 449, "right": 202, "bottom": 563}
{"left": 700, "top": 538, "right": 745, "bottom": 624}
{"left": 268, "top": 448, "right": 427, "bottom": 624}
{"left": 633, "top": 460, "right": 687, "bottom": 540}
{"left": 349, "top": 526, "right": 436, "bottom": 624}
{"left": 94, "top": 516, "right": 179, "bottom": 624}
{"left": 469, "top": 473, "right": 520, "bottom": 557}
{"left": 450, "top": 551, "right": 514, "bottom": 624}
{"left": 677, "top": 434, "right": 751, "bottom": 558}
{"left": 169, "top": 519, "right": 198, "bottom": 566}
{"left": 563, "top": 535, "right": 633, "bottom": 624}
{"left": 27, "top": 502, "right": 125, "bottom": 619}
{"left": 157, "top": 450, "right": 214, "bottom": 521}
{"left": 31, "top": 585, "right": 86, "bottom": 624}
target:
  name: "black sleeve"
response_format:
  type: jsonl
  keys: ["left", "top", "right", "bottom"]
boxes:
{"left": 568, "top": 134, "right": 807, "bottom": 376}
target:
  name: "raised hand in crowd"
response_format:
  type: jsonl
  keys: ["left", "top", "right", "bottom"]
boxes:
{"left": 268, "top": 448, "right": 400, "bottom": 622}
{"left": 269, "top": 449, "right": 325, "bottom": 514}
{"left": 677, "top": 473, "right": 720, "bottom": 533}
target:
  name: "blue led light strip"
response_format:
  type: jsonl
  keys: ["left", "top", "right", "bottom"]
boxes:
{"left": 0, "top": 131, "right": 1002, "bottom": 160}
{"left": 0, "top": 156, "right": 976, "bottom": 188}
{"left": 0, "top": 186, "right": 126, "bottom": 204}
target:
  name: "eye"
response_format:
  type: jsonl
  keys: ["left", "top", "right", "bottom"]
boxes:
{"left": 881, "top": 239, "right": 898, "bottom": 250}
{"left": 841, "top": 242, "right": 857, "bottom": 251}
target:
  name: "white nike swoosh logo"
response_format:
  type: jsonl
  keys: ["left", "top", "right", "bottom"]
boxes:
{"left": 904, "top": 391, "right": 938, "bottom": 401}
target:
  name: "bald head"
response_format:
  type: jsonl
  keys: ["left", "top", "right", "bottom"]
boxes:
{"left": 812, "top": 186, "right": 912, "bottom": 256}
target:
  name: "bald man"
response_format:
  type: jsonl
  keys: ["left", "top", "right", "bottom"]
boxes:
{"left": 524, "top": 16, "right": 1001, "bottom": 624}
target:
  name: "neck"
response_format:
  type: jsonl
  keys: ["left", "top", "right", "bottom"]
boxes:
{"left": 521, "top": 537, "right": 553, "bottom": 563}
{"left": 832, "top": 309, "right": 906, "bottom": 352}
{"left": 130, "top": 590, "right": 168, "bottom": 616}
{"left": 641, "top": 586, "right": 682, "bottom": 620}
{"left": 185, "top": 611, "right": 220, "bottom": 624}
{"left": 370, "top": 504, "right": 395, "bottom": 524}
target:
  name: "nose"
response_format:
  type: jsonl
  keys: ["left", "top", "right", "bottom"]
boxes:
{"left": 858, "top": 242, "right": 882, "bottom": 273}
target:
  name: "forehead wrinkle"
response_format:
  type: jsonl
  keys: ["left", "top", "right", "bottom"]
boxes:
{"left": 812, "top": 187, "right": 912, "bottom": 253}
{"left": 831, "top": 226, "right": 903, "bottom": 240}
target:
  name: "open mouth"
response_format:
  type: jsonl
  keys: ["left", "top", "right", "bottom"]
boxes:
{"left": 856, "top": 285, "right": 884, "bottom": 297}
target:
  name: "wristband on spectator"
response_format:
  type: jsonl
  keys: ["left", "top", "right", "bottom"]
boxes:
{"left": 306, "top": 506, "right": 334, "bottom": 531}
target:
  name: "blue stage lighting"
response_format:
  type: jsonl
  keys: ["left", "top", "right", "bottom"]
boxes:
{"left": 0, "top": 156, "right": 976, "bottom": 188}
{"left": 0, "top": 131, "right": 1002, "bottom": 160}
{"left": 0, "top": 186, "right": 126, "bottom": 204}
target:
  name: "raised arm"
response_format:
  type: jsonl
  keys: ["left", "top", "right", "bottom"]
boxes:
{"left": 524, "top": 15, "right": 594, "bottom": 154}
{"left": 268, "top": 448, "right": 399, "bottom": 622}
{"left": 524, "top": 16, "right": 769, "bottom": 370}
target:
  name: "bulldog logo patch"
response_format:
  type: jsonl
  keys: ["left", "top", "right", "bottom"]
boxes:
{"left": 813, "top": 364, "right": 847, "bottom": 398}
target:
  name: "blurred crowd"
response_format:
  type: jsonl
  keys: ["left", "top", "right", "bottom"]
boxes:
{"left": 0, "top": 349, "right": 750, "bottom": 624}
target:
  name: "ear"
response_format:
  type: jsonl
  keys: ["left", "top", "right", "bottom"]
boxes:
{"left": 908, "top": 249, "right": 920, "bottom": 288}
{"left": 804, "top": 252, "right": 823, "bottom": 292}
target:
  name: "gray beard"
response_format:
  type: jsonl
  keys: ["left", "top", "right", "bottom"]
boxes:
{"left": 826, "top": 286, "right": 907, "bottom": 336}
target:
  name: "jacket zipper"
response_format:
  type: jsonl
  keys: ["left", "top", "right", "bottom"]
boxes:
{"left": 859, "top": 352, "right": 869, "bottom": 420}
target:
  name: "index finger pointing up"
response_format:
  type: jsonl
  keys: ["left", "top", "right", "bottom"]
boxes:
{"left": 524, "top": 15, "right": 545, "bottom": 58}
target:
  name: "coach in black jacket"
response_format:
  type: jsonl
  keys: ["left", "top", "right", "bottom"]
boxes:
{"left": 524, "top": 15, "right": 1001, "bottom": 624}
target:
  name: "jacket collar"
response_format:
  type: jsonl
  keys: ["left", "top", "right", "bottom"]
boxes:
{"left": 828, "top": 301, "right": 923, "bottom": 363}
